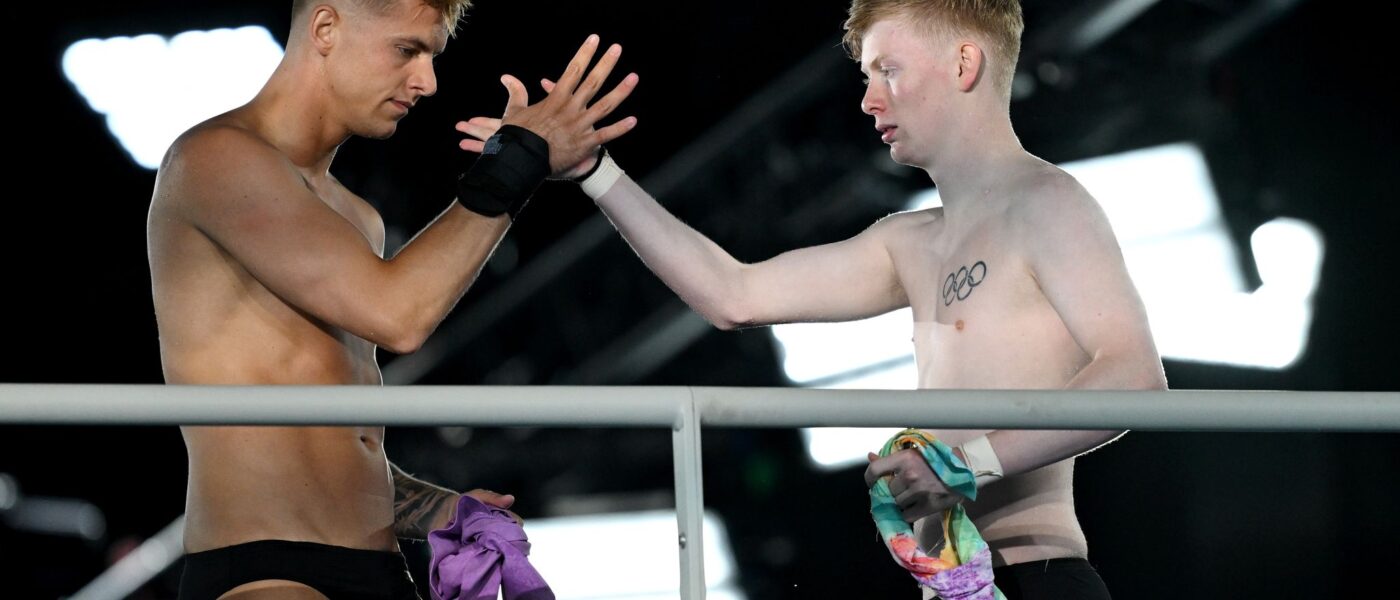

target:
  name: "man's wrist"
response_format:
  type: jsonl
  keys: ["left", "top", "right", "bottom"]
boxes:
{"left": 578, "top": 147, "right": 625, "bottom": 200}
{"left": 432, "top": 493, "right": 460, "bottom": 532}
{"left": 457, "top": 125, "right": 550, "bottom": 220}
{"left": 568, "top": 146, "right": 607, "bottom": 182}
{"left": 957, "top": 435, "right": 1005, "bottom": 489}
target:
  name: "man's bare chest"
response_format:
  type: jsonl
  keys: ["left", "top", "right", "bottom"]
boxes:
{"left": 893, "top": 221, "right": 1044, "bottom": 326}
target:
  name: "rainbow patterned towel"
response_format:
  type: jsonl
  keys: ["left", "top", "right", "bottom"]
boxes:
{"left": 869, "top": 429, "right": 1005, "bottom": 599}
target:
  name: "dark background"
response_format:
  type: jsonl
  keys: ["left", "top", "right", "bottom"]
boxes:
{"left": 4, "top": 1, "right": 1398, "bottom": 598}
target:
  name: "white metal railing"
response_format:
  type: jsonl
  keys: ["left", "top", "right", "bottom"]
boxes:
{"left": 3, "top": 385, "right": 1398, "bottom": 599}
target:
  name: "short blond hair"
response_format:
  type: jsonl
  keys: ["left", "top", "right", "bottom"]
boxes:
{"left": 844, "top": 0, "right": 1023, "bottom": 98}
{"left": 292, "top": 0, "right": 472, "bottom": 36}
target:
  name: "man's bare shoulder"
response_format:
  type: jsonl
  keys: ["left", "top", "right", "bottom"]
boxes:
{"left": 162, "top": 119, "right": 286, "bottom": 177}
{"left": 858, "top": 208, "right": 941, "bottom": 256}
{"left": 1008, "top": 165, "right": 1107, "bottom": 229}
{"left": 1006, "top": 163, "right": 1120, "bottom": 257}
{"left": 157, "top": 119, "right": 387, "bottom": 255}
{"left": 152, "top": 119, "right": 304, "bottom": 218}
{"left": 872, "top": 206, "right": 943, "bottom": 237}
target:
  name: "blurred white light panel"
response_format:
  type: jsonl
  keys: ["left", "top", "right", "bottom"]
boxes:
{"left": 525, "top": 509, "right": 744, "bottom": 599}
{"left": 63, "top": 26, "right": 284, "bottom": 169}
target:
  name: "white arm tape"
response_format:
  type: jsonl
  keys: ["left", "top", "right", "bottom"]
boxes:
{"left": 579, "top": 150, "right": 625, "bottom": 200}
{"left": 959, "top": 435, "right": 1005, "bottom": 489}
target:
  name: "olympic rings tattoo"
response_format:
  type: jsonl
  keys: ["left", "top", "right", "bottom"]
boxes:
{"left": 942, "top": 260, "right": 988, "bottom": 306}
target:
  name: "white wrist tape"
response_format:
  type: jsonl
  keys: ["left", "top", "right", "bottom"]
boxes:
{"left": 579, "top": 150, "right": 625, "bottom": 200}
{"left": 959, "top": 435, "right": 1005, "bottom": 489}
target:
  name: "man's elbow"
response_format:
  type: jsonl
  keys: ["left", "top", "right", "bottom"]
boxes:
{"left": 373, "top": 307, "right": 432, "bottom": 355}
{"left": 1101, "top": 348, "right": 1169, "bottom": 390}
{"left": 709, "top": 312, "right": 753, "bottom": 332}
{"left": 710, "top": 317, "right": 740, "bottom": 331}
{"left": 1137, "top": 367, "right": 1169, "bottom": 390}
{"left": 382, "top": 330, "right": 427, "bottom": 355}
{"left": 370, "top": 283, "right": 437, "bottom": 354}
{"left": 704, "top": 314, "right": 746, "bottom": 332}
{"left": 700, "top": 298, "right": 755, "bottom": 332}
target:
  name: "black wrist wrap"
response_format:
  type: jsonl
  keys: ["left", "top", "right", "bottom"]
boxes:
{"left": 457, "top": 125, "right": 550, "bottom": 220}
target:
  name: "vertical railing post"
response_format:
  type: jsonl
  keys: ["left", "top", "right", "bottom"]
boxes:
{"left": 673, "top": 387, "right": 706, "bottom": 599}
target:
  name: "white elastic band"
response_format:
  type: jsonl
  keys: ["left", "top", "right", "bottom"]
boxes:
{"left": 959, "top": 435, "right": 1004, "bottom": 489}
{"left": 579, "top": 150, "right": 625, "bottom": 200}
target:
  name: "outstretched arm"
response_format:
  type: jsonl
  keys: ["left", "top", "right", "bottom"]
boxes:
{"left": 587, "top": 172, "right": 912, "bottom": 329}
{"left": 457, "top": 83, "right": 912, "bottom": 331}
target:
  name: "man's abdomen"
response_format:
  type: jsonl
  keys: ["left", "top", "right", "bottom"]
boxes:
{"left": 968, "top": 460, "right": 1089, "bottom": 565}
{"left": 181, "top": 426, "right": 397, "bottom": 553}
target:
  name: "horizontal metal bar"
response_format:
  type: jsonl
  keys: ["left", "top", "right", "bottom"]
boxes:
{"left": 0, "top": 385, "right": 687, "bottom": 428}
{"left": 692, "top": 388, "right": 1400, "bottom": 432}
{"left": 1, "top": 385, "right": 1396, "bottom": 431}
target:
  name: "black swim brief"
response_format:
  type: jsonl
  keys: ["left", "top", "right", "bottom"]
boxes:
{"left": 178, "top": 539, "right": 420, "bottom": 600}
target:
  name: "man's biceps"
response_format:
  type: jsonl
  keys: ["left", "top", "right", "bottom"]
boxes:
{"left": 1066, "top": 306, "right": 1153, "bottom": 347}
{"left": 1038, "top": 251, "right": 1136, "bottom": 298}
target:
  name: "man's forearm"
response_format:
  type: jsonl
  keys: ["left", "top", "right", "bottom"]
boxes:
{"left": 973, "top": 353, "right": 1163, "bottom": 483}
{"left": 980, "top": 429, "right": 1125, "bottom": 481}
{"left": 379, "top": 205, "right": 511, "bottom": 352}
{"left": 389, "top": 463, "right": 458, "bottom": 539}
{"left": 593, "top": 173, "right": 750, "bottom": 328}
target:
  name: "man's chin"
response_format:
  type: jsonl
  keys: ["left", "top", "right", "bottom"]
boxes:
{"left": 888, "top": 147, "right": 916, "bottom": 167}
{"left": 357, "top": 123, "right": 398, "bottom": 140}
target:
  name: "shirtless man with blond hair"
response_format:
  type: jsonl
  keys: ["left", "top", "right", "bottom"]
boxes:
{"left": 147, "top": 0, "right": 637, "bottom": 597}
{"left": 462, "top": 0, "right": 1164, "bottom": 597}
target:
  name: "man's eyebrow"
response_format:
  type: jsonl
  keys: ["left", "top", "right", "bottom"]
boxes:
{"left": 396, "top": 36, "right": 443, "bottom": 56}
{"left": 860, "top": 54, "right": 885, "bottom": 75}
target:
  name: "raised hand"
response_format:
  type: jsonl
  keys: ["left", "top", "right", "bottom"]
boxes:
{"left": 457, "top": 34, "right": 639, "bottom": 178}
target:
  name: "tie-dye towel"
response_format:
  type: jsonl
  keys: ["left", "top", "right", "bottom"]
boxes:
{"left": 870, "top": 429, "right": 1005, "bottom": 600}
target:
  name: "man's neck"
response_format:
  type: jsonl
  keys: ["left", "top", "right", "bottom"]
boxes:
{"left": 243, "top": 57, "right": 346, "bottom": 177}
{"left": 923, "top": 118, "right": 1028, "bottom": 221}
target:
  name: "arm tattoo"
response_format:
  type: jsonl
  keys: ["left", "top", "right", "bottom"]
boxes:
{"left": 942, "top": 260, "right": 988, "bottom": 306}
{"left": 390, "top": 463, "right": 457, "bottom": 539}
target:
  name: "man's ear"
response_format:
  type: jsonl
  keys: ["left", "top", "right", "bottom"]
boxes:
{"left": 956, "top": 41, "right": 985, "bottom": 92}
{"left": 308, "top": 5, "right": 342, "bottom": 57}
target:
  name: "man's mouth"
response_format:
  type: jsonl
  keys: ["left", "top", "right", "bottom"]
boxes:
{"left": 878, "top": 125, "right": 898, "bottom": 143}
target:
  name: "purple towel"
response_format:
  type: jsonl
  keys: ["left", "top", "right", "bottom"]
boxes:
{"left": 428, "top": 495, "right": 554, "bottom": 600}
